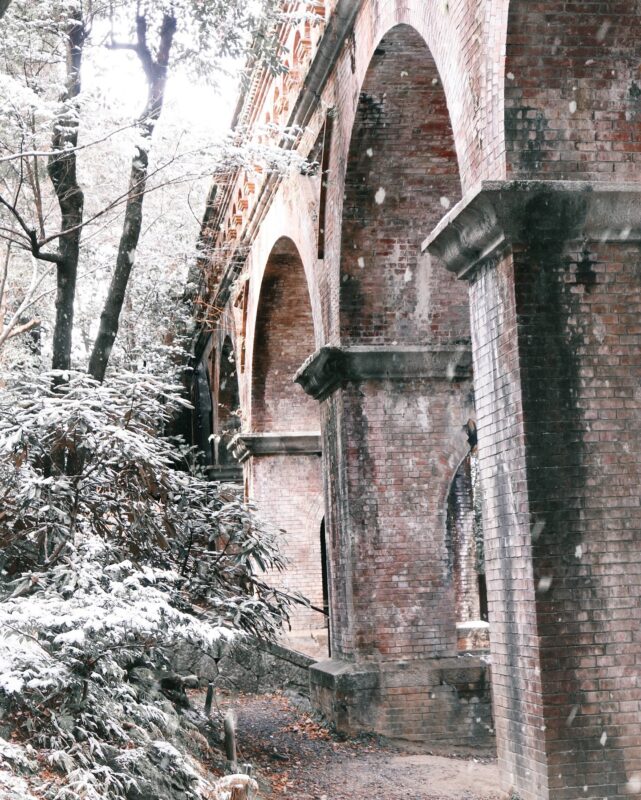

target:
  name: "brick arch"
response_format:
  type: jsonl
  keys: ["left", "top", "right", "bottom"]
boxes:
{"left": 505, "top": 0, "right": 641, "bottom": 181}
{"left": 250, "top": 236, "right": 319, "bottom": 433}
{"left": 445, "top": 450, "right": 487, "bottom": 629}
{"left": 347, "top": 1, "right": 488, "bottom": 189}
{"left": 339, "top": 23, "right": 469, "bottom": 347}
{"left": 214, "top": 335, "right": 241, "bottom": 466}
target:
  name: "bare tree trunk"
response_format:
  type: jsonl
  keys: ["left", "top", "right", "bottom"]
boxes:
{"left": 88, "top": 13, "right": 176, "bottom": 382}
{"left": 47, "top": 8, "right": 85, "bottom": 372}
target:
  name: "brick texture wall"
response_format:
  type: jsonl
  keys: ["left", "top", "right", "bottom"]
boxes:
{"left": 249, "top": 454, "right": 325, "bottom": 637}
{"left": 202, "top": 0, "right": 641, "bottom": 779}
{"left": 505, "top": 0, "right": 641, "bottom": 181}
{"left": 517, "top": 235, "right": 641, "bottom": 799}
{"left": 470, "top": 253, "right": 548, "bottom": 798}
{"left": 247, "top": 238, "right": 325, "bottom": 649}
{"left": 339, "top": 24, "right": 466, "bottom": 346}
{"left": 470, "top": 230, "right": 641, "bottom": 798}
{"left": 323, "top": 378, "right": 475, "bottom": 662}
{"left": 251, "top": 239, "right": 319, "bottom": 432}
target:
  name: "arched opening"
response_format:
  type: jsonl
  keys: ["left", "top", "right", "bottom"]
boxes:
{"left": 313, "top": 23, "right": 494, "bottom": 745}
{"left": 251, "top": 237, "right": 318, "bottom": 432}
{"left": 192, "top": 358, "right": 213, "bottom": 465}
{"left": 319, "top": 517, "right": 330, "bottom": 655}
{"left": 248, "top": 237, "right": 325, "bottom": 656}
{"left": 329, "top": 24, "right": 473, "bottom": 661}
{"left": 445, "top": 444, "right": 488, "bottom": 652}
{"left": 340, "top": 24, "right": 466, "bottom": 345}
{"left": 215, "top": 336, "right": 241, "bottom": 467}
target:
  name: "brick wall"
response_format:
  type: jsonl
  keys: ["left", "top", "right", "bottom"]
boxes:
{"left": 200, "top": 0, "right": 641, "bottom": 770}
{"left": 516, "top": 235, "right": 641, "bottom": 799}
{"left": 339, "top": 24, "right": 467, "bottom": 346}
{"left": 249, "top": 454, "right": 326, "bottom": 638}
{"left": 322, "top": 378, "right": 475, "bottom": 661}
{"left": 470, "top": 227, "right": 641, "bottom": 798}
{"left": 247, "top": 237, "right": 325, "bottom": 650}
{"left": 505, "top": 0, "right": 641, "bottom": 181}
{"left": 469, "top": 252, "right": 548, "bottom": 798}
{"left": 251, "top": 239, "right": 319, "bottom": 432}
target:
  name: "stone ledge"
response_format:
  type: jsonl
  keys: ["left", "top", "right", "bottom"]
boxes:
{"left": 423, "top": 180, "right": 641, "bottom": 279}
{"left": 294, "top": 345, "right": 472, "bottom": 401}
{"left": 228, "top": 432, "right": 321, "bottom": 462}
{"left": 309, "top": 656, "right": 493, "bottom": 745}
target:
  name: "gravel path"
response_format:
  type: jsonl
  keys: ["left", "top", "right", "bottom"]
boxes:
{"left": 216, "top": 692, "right": 506, "bottom": 800}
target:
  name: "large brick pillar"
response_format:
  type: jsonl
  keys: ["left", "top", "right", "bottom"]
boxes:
{"left": 296, "top": 346, "right": 493, "bottom": 746}
{"left": 231, "top": 433, "right": 327, "bottom": 657}
{"left": 426, "top": 180, "right": 641, "bottom": 800}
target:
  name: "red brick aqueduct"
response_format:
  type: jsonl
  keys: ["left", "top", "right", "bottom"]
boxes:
{"left": 192, "top": 2, "right": 641, "bottom": 798}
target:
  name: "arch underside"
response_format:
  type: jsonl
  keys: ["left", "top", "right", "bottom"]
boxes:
{"left": 340, "top": 24, "right": 467, "bottom": 346}
{"left": 251, "top": 237, "right": 319, "bottom": 432}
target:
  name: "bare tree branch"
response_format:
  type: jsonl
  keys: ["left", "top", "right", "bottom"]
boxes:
{"left": 0, "top": 118, "right": 142, "bottom": 166}
{"left": 0, "top": 255, "right": 53, "bottom": 350}
{"left": 0, "top": 194, "right": 64, "bottom": 264}
{"left": 5, "top": 317, "right": 40, "bottom": 340}
{"left": 89, "top": 11, "right": 177, "bottom": 382}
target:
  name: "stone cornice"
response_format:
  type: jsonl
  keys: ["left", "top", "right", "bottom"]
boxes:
{"left": 228, "top": 432, "right": 322, "bottom": 462}
{"left": 423, "top": 180, "right": 641, "bottom": 280}
{"left": 294, "top": 345, "right": 472, "bottom": 401}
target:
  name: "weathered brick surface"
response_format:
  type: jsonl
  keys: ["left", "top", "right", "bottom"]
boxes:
{"left": 517, "top": 236, "right": 641, "bottom": 799}
{"left": 251, "top": 239, "right": 319, "bottom": 433}
{"left": 323, "top": 379, "right": 474, "bottom": 662}
{"left": 470, "top": 253, "right": 548, "bottom": 798}
{"left": 339, "top": 24, "right": 465, "bottom": 346}
{"left": 249, "top": 454, "right": 326, "bottom": 638}
{"left": 197, "top": 0, "right": 641, "bottom": 789}
{"left": 505, "top": 0, "right": 641, "bottom": 181}
{"left": 468, "top": 224, "right": 641, "bottom": 798}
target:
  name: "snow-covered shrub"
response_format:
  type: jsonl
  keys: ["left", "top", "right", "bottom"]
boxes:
{"left": 0, "top": 369, "right": 292, "bottom": 799}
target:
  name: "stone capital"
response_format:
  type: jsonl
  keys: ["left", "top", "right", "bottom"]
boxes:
{"left": 423, "top": 179, "right": 641, "bottom": 279}
{"left": 228, "top": 432, "right": 321, "bottom": 462}
{"left": 294, "top": 345, "right": 472, "bottom": 401}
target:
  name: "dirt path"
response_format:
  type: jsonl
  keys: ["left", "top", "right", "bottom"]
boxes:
{"left": 216, "top": 692, "right": 506, "bottom": 800}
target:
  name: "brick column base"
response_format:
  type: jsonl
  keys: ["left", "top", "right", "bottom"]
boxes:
{"left": 310, "top": 657, "right": 493, "bottom": 747}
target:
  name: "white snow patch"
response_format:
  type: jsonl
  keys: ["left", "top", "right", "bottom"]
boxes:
{"left": 531, "top": 519, "right": 546, "bottom": 540}
{"left": 569, "top": 101, "right": 577, "bottom": 114}
{"left": 440, "top": 196, "right": 451, "bottom": 209}
{"left": 566, "top": 705, "right": 580, "bottom": 726}
{"left": 507, "top": 72, "right": 515, "bottom": 81}
{"left": 404, "top": 267, "right": 412, "bottom": 283}
{"left": 537, "top": 576, "right": 553, "bottom": 593}
{"left": 374, "top": 187, "right": 386, "bottom": 204}
{"left": 600, "top": 731, "right": 607, "bottom": 746}
{"left": 357, "top": 257, "right": 365, "bottom": 269}
{"left": 366, "top": 148, "right": 374, "bottom": 157}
